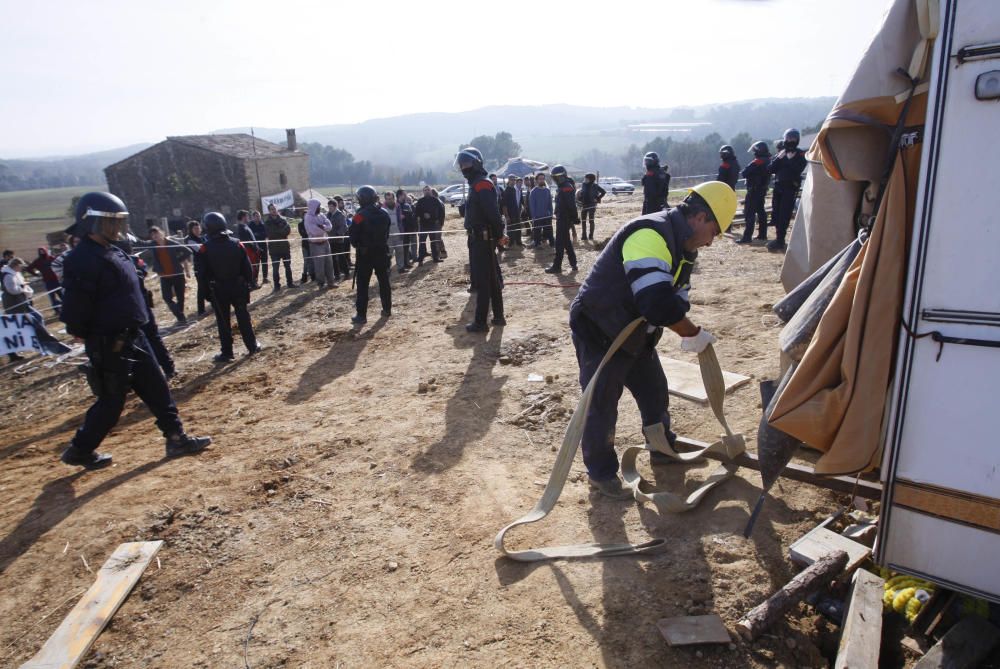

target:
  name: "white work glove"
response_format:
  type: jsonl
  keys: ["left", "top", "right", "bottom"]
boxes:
{"left": 680, "top": 328, "right": 716, "bottom": 354}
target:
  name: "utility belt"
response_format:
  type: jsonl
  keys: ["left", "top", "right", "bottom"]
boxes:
{"left": 572, "top": 310, "right": 662, "bottom": 356}
{"left": 82, "top": 327, "right": 143, "bottom": 398}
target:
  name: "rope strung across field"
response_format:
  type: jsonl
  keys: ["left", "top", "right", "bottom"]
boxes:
{"left": 494, "top": 317, "right": 745, "bottom": 562}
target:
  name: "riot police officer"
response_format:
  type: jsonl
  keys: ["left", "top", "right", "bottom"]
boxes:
{"left": 113, "top": 233, "right": 175, "bottom": 377}
{"left": 767, "top": 128, "right": 808, "bottom": 251}
{"left": 716, "top": 145, "right": 740, "bottom": 190}
{"left": 641, "top": 151, "right": 671, "bottom": 215}
{"left": 349, "top": 185, "right": 392, "bottom": 325}
{"left": 198, "top": 212, "right": 262, "bottom": 362}
{"left": 59, "top": 192, "right": 210, "bottom": 470}
{"left": 546, "top": 165, "right": 579, "bottom": 274}
{"left": 737, "top": 141, "right": 772, "bottom": 243}
{"left": 456, "top": 147, "right": 506, "bottom": 332}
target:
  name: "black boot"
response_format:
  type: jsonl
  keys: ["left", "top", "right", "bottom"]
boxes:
{"left": 61, "top": 446, "right": 112, "bottom": 470}
{"left": 465, "top": 322, "right": 488, "bottom": 333}
{"left": 165, "top": 433, "right": 211, "bottom": 458}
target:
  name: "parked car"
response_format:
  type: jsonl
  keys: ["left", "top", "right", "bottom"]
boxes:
{"left": 598, "top": 177, "right": 635, "bottom": 195}
{"left": 438, "top": 183, "right": 468, "bottom": 206}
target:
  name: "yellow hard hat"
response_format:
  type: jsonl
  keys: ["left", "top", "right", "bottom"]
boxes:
{"left": 687, "top": 181, "right": 737, "bottom": 234}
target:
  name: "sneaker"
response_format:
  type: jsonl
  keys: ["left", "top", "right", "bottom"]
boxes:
{"left": 544, "top": 266, "right": 560, "bottom": 274}
{"left": 165, "top": 433, "right": 211, "bottom": 458}
{"left": 351, "top": 315, "right": 367, "bottom": 325}
{"left": 465, "top": 322, "right": 488, "bottom": 333}
{"left": 767, "top": 240, "right": 786, "bottom": 252}
{"left": 398, "top": 267, "right": 409, "bottom": 274}
{"left": 432, "top": 258, "right": 444, "bottom": 263}
{"left": 316, "top": 282, "right": 326, "bottom": 289}
{"left": 61, "top": 447, "right": 112, "bottom": 470}
{"left": 588, "top": 476, "right": 632, "bottom": 500}
{"left": 734, "top": 238, "right": 751, "bottom": 245}
{"left": 491, "top": 316, "right": 507, "bottom": 326}
{"left": 213, "top": 353, "right": 234, "bottom": 363}
{"left": 247, "top": 343, "right": 264, "bottom": 355}
{"left": 381, "top": 309, "right": 391, "bottom": 317}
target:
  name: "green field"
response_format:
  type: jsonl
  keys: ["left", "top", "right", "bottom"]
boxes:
{"left": 0, "top": 185, "right": 96, "bottom": 221}
{"left": 0, "top": 186, "right": 96, "bottom": 257}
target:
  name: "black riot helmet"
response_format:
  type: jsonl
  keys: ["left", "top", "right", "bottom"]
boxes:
{"left": 643, "top": 151, "right": 660, "bottom": 170}
{"left": 202, "top": 211, "right": 228, "bottom": 236}
{"left": 782, "top": 128, "right": 801, "bottom": 150}
{"left": 454, "top": 147, "right": 485, "bottom": 178}
{"left": 550, "top": 164, "right": 568, "bottom": 184}
{"left": 72, "top": 191, "right": 129, "bottom": 239}
{"left": 719, "top": 145, "right": 735, "bottom": 160}
{"left": 748, "top": 140, "right": 771, "bottom": 158}
{"left": 355, "top": 185, "right": 378, "bottom": 207}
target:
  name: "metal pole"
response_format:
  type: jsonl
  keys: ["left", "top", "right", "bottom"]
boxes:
{"left": 251, "top": 127, "right": 263, "bottom": 210}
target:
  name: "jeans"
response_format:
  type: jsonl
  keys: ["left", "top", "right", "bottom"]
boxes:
{"left": 159, "top": 275, "right": 186, "bottom": 322}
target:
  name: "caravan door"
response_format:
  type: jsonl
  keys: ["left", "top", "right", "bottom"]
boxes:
{"left": 879, "top": 0, "right": 1000, "bottom": 603}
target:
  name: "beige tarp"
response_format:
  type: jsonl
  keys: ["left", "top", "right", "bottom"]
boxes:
{"left": 781, "top": 162, "right": 864, "bottom": 291}
{"left": 781, "top": 0, "right": 937, "bottom": 289}
{"left": 768, "top": 0, "right": 938, "bottom": 475}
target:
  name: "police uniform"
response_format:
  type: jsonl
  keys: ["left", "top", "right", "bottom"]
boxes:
{"left": 550, "top": 178, "right": 579, "bottom": 272}
{"left": 199, "top": 232, "right": 259, "bottom": 358}
{"left": 464, "top": 170, "right": 505, "bottom": 328}
{"left": 349, "top": 202, "right": 392, "bottom": 321}
{"left": 568, "top": 208, "right": 696, "bottom": 482}
{"left": 641, "top": 167, "right": 671, "bottom": 215}
{"left": 61, "top": 237, "right": 184, "bottom": 455}
{"left": 579, "top": 180, "right": 606, "bottom": 240}
{"left": 768, "top": 148, "right": 807, "bottom": 246}
{"left": 717, "top": 157, "right": 740, "bottom": 190}
{"left": 740, "top": 157, "right": 771, "bottom": 241}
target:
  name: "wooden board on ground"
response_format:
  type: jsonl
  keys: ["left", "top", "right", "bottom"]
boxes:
{"left": 790, "top": 526, "right": 870, "bottom": 573}
{"left": 21, "top": 541, "right": 163, "bottom": 669}
{"left": 912, "top": 616, "right": 1000, "bottom": 669}
{"left": 660, "top": 356, "right": 751, "bottom": 405}
{"left": 657, "top": 615, "right": 732, "bottom": 646}
{"left": 834, "top": 568, "right": 885, "bottom": 669}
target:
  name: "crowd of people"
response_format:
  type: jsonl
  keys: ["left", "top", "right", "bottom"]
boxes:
{"left": 2, "top": 135, "right": 808, "bottom": 480}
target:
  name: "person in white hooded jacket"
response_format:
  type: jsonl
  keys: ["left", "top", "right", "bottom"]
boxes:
{"left": 304, "top": 198, "right": 335, "bottom": 288}
{"left": 2, "top": 257, "right": 71, "bottom": 361}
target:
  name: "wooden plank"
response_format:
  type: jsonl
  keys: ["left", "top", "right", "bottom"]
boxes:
{"left": 834, "top": 569, "right": 885, "bottom": 669}
{"left": 657, "top": 615, "right": 732, "bottom": 646}
{"left": 678, "top": 437, "right": 884, "bottom": 500}
{"left": 790, "top": 526, "right": 871, "bottom": 573}
{"left": 912, "top": 616, "right": 1000, "bottom": 669}
{"left": 21, "top": 541, "right": 163, "bottom": 669}
{"left": 893, "top": 480, "right": 1000, "bottom": 533}
{"left": 660, "top": 356, "right": 751, "bottom": 405}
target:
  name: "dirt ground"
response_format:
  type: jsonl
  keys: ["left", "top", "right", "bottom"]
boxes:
{"left": 1, "top": 197, "right": 850, "bottom": 668}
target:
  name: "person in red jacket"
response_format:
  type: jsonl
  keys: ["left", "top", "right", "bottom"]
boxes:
{"left": 25, "top": 246, "right": 63, "bottom": 314}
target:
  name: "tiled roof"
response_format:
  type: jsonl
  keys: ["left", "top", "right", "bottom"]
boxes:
{"left": 166, "top": 133, "right": 301, "bottom": 158}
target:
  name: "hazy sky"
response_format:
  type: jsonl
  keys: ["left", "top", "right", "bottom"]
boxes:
{"left": 0, "top": 0, "right": 892, "bottom": 158}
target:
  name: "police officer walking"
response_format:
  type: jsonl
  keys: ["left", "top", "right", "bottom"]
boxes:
{"left": 716, "top": 145, "right": 740, "bottom": 190}
{"left": 456, "top": 147, "right": 506, "bottom": 332}
{"left": 546, "top": 165, "right": 579, "bottom": 274}
{"left": 198, "top": 212, "right": 262, "bottom": 362}
{"left": 59, "top": 192, "right": 210, "bottom": 470}
{"left": 349, "top": 186, "right": 392, "bottom": 325}
{"left": 568, "top": 182, "right": 736, "bottom": 498}
{"left": 767, "top": 128, "right": 808, "bottom": 252}
{"left": 641, "top": 151, "right": 671, "bottom": 214}
{"left": 736, "top": 141, "right": 772, "bottom": 244}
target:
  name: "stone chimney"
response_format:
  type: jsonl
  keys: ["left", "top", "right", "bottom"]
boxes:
{"left": 286, "top": 128, "right": 297, "bottom": 152}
